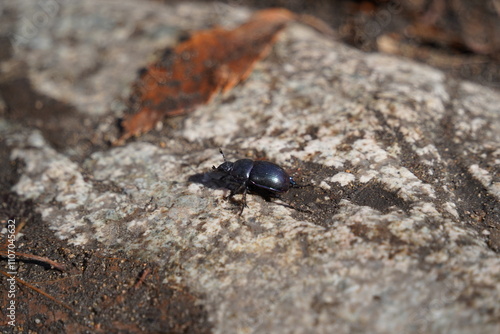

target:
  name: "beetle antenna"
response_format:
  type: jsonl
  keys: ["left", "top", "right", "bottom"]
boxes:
{"left": 219, "top": 148, "right": 227, "bottom": 162}
{"left": 272, "top": 199, "right": 312, "bottom": 214}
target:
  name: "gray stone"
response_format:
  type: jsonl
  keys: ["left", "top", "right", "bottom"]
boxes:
{"left": 2, "top": 0, "right": 499, "bottom": 333}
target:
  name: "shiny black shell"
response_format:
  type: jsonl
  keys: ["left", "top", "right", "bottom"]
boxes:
{"left": 216, "top": 158, "right": 294, "bottom": 194}
{"left": 248, "top": 161, "right": 291, "bottom": 193}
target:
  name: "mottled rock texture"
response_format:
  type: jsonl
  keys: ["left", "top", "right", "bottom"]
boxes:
{"left": 1, "top": 1, "right": 499, "bottom": 333}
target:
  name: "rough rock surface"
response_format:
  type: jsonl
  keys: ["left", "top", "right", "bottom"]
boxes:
{"left": 2, "top": 1, "right": 500, "bottom": 333}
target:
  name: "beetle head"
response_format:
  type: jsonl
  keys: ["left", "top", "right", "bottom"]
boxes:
{"left": 216, "top": 161, "right": 234, "bottom": 173}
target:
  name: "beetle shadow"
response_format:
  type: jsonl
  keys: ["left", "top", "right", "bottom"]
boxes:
{"left": 188, "top": 170, "right": 247, "bottom": 212}
{"left": 187, "top": 170, "right": 233, "bottom": 191}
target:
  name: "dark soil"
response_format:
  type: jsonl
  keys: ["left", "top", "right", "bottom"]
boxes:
{"left": 0, "top": 139, "right": 212, "bottom": 333}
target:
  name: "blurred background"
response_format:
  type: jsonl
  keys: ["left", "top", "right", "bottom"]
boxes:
{"left": 163, "top": 0, "right": 500, "bottom": 89}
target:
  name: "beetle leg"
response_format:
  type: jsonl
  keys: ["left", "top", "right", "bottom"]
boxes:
{"left": 224, "top": 181, "right": 242, "bottom": 199}
{"left": 239, "top": 187, "right": 249, "bottom": 215}
{"left": 222, "top": 182, "right": 248, "bottom": 215}
{"left": 225, "top": 188, "right": 236, "bottom": 200}
{"left": 272, "top": 194, "right": 312, "bottom": 213}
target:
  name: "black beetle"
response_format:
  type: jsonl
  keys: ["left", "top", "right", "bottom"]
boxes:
{"left": 212, "top": 149, "right": 302, "bottom": 214}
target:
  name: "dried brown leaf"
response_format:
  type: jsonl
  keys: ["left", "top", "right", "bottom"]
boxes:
{"left": 115, "top": 8, "right": 296, "bottom": 144}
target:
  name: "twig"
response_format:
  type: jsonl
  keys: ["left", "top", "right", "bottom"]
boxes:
{"left": 133, "top": 268, "right": 151, "bottom": 290}
{"left": 0, "top": 251, "right": 66, "bottom": 272}
{"left": 0, "top": 269, "right": 77, "bottom": 313}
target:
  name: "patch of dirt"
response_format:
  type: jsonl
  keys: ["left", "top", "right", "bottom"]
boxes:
{"left": 0, "top": 71, "right": 114, "bottom": 163}
{"left": 0, "top": 139, "right": 212, "bottom": 333}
